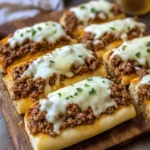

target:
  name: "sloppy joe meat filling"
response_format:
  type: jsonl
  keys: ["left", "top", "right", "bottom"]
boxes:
{"left": 27, "top": 84, "right": 131, "bottom": 136}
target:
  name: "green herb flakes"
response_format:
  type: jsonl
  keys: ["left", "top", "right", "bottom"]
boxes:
{"left": 91, "top": 8, "right": 96, "bottom": 13}
{"left": 135, "top": 52, "right": 140, "bottom": 58}
{"left": 87, "top": 78, "right": 92, "bottom": 81}
{"left": 50, "top": 60, "right": 55, "bottom": 63}
{"left": 32, "top": 29, "right": 37, "bottom": 37}
{"left": 74, "top": 92, "right": 78, "bottom": 96}
{"left": 20, "top": 33, "right": 24, "bottom": 37}
{"left": 69, "top": 95, "right": 73, "bottom": 98}
{"left": 110, "top": 27, "right": 115, "bottom": 31}
{"left": 78, "top": 55, "right": 83, "bottom": 58}
{"left": 122, "top": 45, "right": 127, "bottom": 51}
{"left": 146, "top": 41, "right": 150, "bottom": 47}
{"left": 65, "top": 96, "right": 70, "bottom": 100}
{"left": 37, "top": 27, "right": 42, "bottom": 31}
{"left": 89, "top": 88, "right": 96, "bottom": 95}
{"left": 127, "top": 26, "right": 131, "bottom": 30}
{"left": 76, "top": 88, "right": 83, "bottom": 93}
{"left": 58, "top": 93, "right": 61, "bottom": 97}
{"left": 147, "top": 49, "right": 150, "bottom": 53}
{"left": 80, "top": 5, "right": 86, "bottom": 9}
{"left": 85, "top": 84, "right": 89, "bottom": 87}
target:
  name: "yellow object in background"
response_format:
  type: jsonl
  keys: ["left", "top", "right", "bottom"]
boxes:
{"left": 116, "top": 0, "right": 150, "bottom": 15}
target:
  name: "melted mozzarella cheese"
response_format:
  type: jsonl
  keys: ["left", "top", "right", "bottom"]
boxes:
{"left": 85, "top": 18, "right": 146, "bottom": 41}
{"left": 111, "top": 36, "right": 150, "bottom": 66}
{"left": 39, "top": 77, "right": 117, "bottom": 134}
{"left": 8, "top": 21, "right": 67, "bottom": 48}
{"left": 22, "top": 44, "right": 95, "bottom": 93}
{"left": 70, "top": 0, "right": 115, "bottom": 24}
{"left": 139, "top": 74, "right": 150, "bottom": 85}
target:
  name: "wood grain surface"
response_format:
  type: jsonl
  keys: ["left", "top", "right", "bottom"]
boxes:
{"left": 0, "top": 9, "right": 150, "bottom": 150}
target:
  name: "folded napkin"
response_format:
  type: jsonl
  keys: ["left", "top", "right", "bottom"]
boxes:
{"left": 0, "top": 0, "right": 64, "bottom": 25}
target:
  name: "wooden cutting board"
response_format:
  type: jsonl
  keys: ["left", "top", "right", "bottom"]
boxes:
{"left": 0, "top": 10, "right": 150, "bottom": 150}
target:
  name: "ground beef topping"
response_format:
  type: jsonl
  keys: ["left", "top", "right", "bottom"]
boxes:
{"left": 27, "top": 84, "right": 131, "bottom": 136}
{"left": 64, "top": 5, "right": 122, "bottom": 35}
{"left": 12, "top": 56, "right": 99, "bottom": 99}
{"left": 111, "top": 55, "right": 150, "bottom": 76}
{"left": 138, "top": 84, "right": 150, "bottom": 105}
{"left": 0, "top": 36, "right": 71, "bottom": 68}
{"left": 81, "top": 26, "right": 146, "bottom": 51}
{"left": 12, "top": 77, "right": 45, "bottom": 101}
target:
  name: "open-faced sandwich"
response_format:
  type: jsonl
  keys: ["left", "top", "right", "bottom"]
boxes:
{"left": 80, "top": 18, "right": 147, "bottom": 59}
{"left": 4, "top": 44, "right": 107, "bottom": 114}
{"left": 25, "top": 76, "right": 136, "bottom": 150}
{"left": 0, "top": 21, "right": 74, "bottom": 72}
{"left": 129, "top": 71, "right": 150, "bottom": 118}
{"left": 60, "top": 0, "right": 125, "bottom": 37}
{"left": 103, "top": 36, "right": 150, "bottom": 85}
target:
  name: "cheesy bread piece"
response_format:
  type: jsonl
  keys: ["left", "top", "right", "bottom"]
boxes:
{"left": 4, "top": 44, "right": 107, "bottom": 114}
{"left": 103, "top": 36, "right": 150, "bottom": 85}
{"left": 80, "top": 18, "right": 147, "bottom": 59}
{"left": 60, "top": 0, "right": 125, "bottom": 37}
{"left": 0, "top": 21, "right": 74, "bottom": 72}
{"left": 129, "top": 73, "right": 150, "bottom": 118}
{"left": 25, "top": 76, "right": 136, "bottom": 150}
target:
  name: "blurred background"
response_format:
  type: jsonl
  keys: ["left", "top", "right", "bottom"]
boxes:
{"left": 0, "top": 0, "right": 150, "bottom": 150}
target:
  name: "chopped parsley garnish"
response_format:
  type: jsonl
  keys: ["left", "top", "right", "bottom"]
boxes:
{"left": 91, "top": 8, "right": 96, "bottom": 13}
{"left": 102, "top": 80, "right": 105, "bottom": 83}
{"left": 20, "top": 33, "right": 24, "bottom": 37}
{"left": 70, "top": 84, "right": 74, "bottom": 86}
{"left": 52, "top": 24, "right": 56, "bottom": 27}
{"left": 85, "top": 84, "right": 89, "bottom": 87}
{"left": 50, "top": 60, "right": 55, "bottom": 63}
{"left": 26, "top": 30, "right": 31, "bottom": 33}
{"left": 74, "top": 92, "right": 78, "bottom": 96}
{"left": 149, "top": 81, "right": 150, "bottom": 83}
{"left": 45, "top": 23, "right": 49, "bottom": 26}
{"left": 87, "top": 78, "right": 92, "bottom": 81}
{"left": 78, "top": 55, "right": 83, "bottom": 58}
{"left": 58, "top": 93, "right": 61, "bottom": 97}
{"left": 135, "top": 52, "right": 140, "bottom": 58}
{"left": 146, "top": 41, "right": 150, "bottom": 47}
{"left": 110, "top": 27, "right": 115, "bottom": 31}
{"left": 65, "top": 96, "right": 70, "bottom": 100}
{"left": 127, "top": 26, "right": 131, "bottom": 30}
{"left": 147, "top": 49, "right": 150, "bottom": 53}
{"left": 76, "top": 88, "right": 83, "bottom": 92}
{"left": 89, "top": 88, "right": 96, "bottom": 95}
{"left": 69, "top": 95, "right": 73, "bottom": 98}
{"left": 32, "top": 29, "right": 37, "bottom": 37}
{"left": 80, "top": 5, "right": 86, "bottom": 9}
{"left": 122, "top": 45, "right": 127, "bottom": 51}
{"left": 37, "top": 27, "right": 42, "bottom": 31}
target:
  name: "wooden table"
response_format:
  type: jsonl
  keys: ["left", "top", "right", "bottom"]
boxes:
{"left": 0, "top": 0, "right": 150, "bottom": 150}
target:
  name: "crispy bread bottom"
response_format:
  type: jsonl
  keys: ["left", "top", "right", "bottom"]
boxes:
{"left": 4, "top": 64, "right": 107, "bottom": 114}
{"left": 60, "top": 13, "right": 126, "bottom": 38}
{"left": 25, "top": 104, "right": 136, "bottom": 150}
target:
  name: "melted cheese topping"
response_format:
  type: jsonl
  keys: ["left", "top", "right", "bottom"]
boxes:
{"left": 85, "top": 18, "right": 146, "bottom": 41}
{"left": 39, "top": 77, "right": 117, "bottom": 134}
{"left": 139, "top": 74, "right": 150, "bottom": 85}
{"left": 22, "top": 44, "right": 95, "bottom": 93}
{"left": 8, "top": 21, "right": 67, "bottom": 48}
{"left": 111, "top": 36, "right": 150, "bottom": 66}
{"left": 70, "top": 0, "right": 115, "bottom": 24}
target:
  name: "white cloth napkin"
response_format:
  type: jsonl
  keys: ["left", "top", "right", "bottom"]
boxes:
{"left": 0, "top": 0, "right": 64, "bottom": 25}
